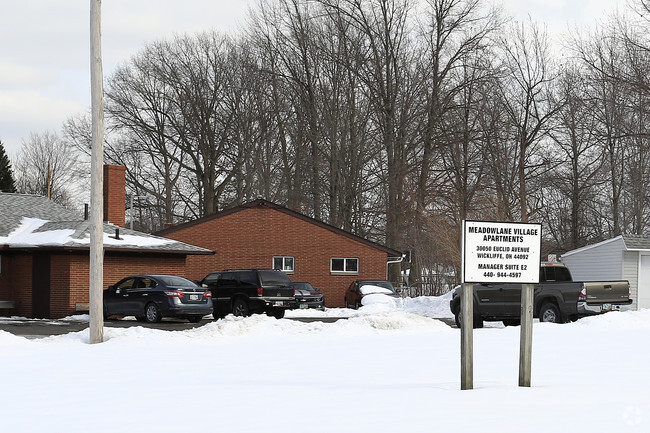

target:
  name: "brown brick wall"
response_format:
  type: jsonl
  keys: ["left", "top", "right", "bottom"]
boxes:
{"left": 1, "top": 251, "right": 187, "bottom": 319}
{"left": 0, "top": 254, "right": 33, "bottom": 317}
{"left": 164, "top": 207, "right": 388, "bottom": 307}
{"left": 58, "top": 253, "right": 187, "bottom": 318}
{"left": 103, "top": 165, "right": 126, "bottom": 228}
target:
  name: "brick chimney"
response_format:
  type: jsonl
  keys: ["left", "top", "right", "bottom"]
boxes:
{"left": 103, "top": 165, "right": 126, "bottom": 228}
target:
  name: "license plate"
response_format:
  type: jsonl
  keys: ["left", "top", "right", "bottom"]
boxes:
{"left": 300, "top": 304, "right": 308, "bottom": 309}
{"left": 190, "top": 294, "right": 199, "bottom": 301}
{"left": 274, "top": 301, "right": 284, "bottom": 306}
{"left": 602, "top": 303, "right": 612, "bottom": 312}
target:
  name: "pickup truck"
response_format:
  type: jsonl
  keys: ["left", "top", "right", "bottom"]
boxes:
{"left": 449, "top": 262, "right": 632, "bottom": 328}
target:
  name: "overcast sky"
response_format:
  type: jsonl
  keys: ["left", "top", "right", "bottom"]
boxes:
{"left": 0, "top": 0, "right": 621, "bottom": 159}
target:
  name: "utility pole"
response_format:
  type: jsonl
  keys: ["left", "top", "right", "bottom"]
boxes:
{"left": 89, "top": 0, "right": 104, "bottom": 344}
{"left": 46, "top": 159, "right": 51, "bottom": 199}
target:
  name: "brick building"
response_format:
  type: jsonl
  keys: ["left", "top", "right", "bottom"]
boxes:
{"left": 0, "top": 165, "right": 210, "bottom": 318}
{"left": 156, "top": 200, "right": 402, "bottom": 307}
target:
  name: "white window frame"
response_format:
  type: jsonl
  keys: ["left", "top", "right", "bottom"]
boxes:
{"left": 330, "top": 257, "right": 359, "bottom": 274}
{"left": 273, "top": 256, "right": 295, "bottom": 273}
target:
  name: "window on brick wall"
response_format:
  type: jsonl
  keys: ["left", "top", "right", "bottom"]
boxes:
{"left": 273, "top": 256, "right": 294, "bottom": 273}
{"left": 330, "top": 257, "right": 359, "bottom": 274}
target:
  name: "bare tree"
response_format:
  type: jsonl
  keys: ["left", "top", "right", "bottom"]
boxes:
{"left": 574, "top": 26, "right": 629, "bottom": 236}
{"left": 14, "top": 130, "right": 82, "bottom": 207}
{"left": 105, "top": 43, "right": 186, "bottom": 228}
{"left": 499, "top": 19, "right": 560, "bottom": 223}
{"left": 315, "top": 0, "right": 420, "bottom": 256}
{"left": 543, "top": 65, "right": 605, "bottom": 250}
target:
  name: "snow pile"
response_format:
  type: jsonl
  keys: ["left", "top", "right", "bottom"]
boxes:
{"left": 285, "top": 292, "right": 455, "bottom": 319}
{"left": 359, "top": 284, "right": 395, "bottom": 295}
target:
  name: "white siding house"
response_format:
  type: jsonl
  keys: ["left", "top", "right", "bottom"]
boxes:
{"left": 561, "top": 235, "right": 650, "bottom": 310}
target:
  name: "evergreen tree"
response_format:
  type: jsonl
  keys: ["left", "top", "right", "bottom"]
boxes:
{"left": 0, "top": 140, "right": 17, "bottom": 193}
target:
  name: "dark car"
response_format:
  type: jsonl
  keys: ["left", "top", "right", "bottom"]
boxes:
{"left": 198, "top": 269, "right": 295, "bottom": 319}
{"left": 103, "top": 275, "right": 213, "bottom": 323}
{"left": 344, "top": 279, "right": 400, "bottom": 309}
{"left": 293, "top": 282, "right": 325, "bottom": 310}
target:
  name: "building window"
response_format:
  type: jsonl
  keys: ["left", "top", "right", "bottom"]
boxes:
{"left": 273, "top": 256, "right": 295, "bottom": 273}
{"left": 331, "top": 257, "right": 359, "bottom": 274}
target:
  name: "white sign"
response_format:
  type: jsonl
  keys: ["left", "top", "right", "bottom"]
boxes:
{"left": 463, "top": 220, "right": 542, "bottom": 284}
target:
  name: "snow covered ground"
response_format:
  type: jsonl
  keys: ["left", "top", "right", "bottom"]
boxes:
{"left": 1, "top": 294, "right": 649, "bottom": 433}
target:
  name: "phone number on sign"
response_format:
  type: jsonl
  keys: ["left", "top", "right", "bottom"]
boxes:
{"left": 483, "top": 272, "right": 522, "bottom": 278}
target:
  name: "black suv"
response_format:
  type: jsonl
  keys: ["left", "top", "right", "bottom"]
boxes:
{"left": 198, "top": 269, "right": 296, "bottom": 319}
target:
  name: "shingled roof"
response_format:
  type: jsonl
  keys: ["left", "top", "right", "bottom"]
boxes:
{"left": 0, "top": 193, "right": 211, "bottom": 255}
{"left": 0, "top": 193, "right": 79, "bottom": 236}
{"left": 622, "top": 234, "right": 650, "bottom": 250}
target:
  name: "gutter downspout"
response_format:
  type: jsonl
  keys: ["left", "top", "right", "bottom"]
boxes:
{"left": 386, "top": 255, "right": 405, "bottom": 281}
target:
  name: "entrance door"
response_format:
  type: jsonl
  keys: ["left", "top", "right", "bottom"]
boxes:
{"left": 32, "top": 255, "right": 51, "bottom": 318}
{"left": 638, "top": 255, "right": 650, "bottom": 310}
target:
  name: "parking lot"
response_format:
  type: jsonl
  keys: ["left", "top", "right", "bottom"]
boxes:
{"left": 0, "top": 315, "right": 354, "bottom": 338}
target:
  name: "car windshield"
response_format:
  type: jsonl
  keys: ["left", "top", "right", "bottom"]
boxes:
{"left": 259, "top": 270, "right": 292, "bottom": 286}
{"left": 293, "top": 282, "right": 315, "bottom": 292}
{"left": 359, "top": 281, "right": 395, "bottom": 292}
{"left": 156, "top": 276, "right": 197, "bottom": 288}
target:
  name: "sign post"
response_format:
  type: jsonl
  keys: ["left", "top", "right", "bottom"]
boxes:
{"left": 519, "top": 283, "right": 534, "bottom": 387}
{"left": 460, "top": 281, "right": 473, "bottom": 390}
{"left": 461, "top": 220, "right": 541, "bottom": 389}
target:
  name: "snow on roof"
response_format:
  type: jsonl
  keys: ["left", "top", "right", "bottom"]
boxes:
{"left": 0, "top": 217, "right": 210, "bottom": 254}
{"left": 0, "top": 218, "right": 75, "bottom": 247}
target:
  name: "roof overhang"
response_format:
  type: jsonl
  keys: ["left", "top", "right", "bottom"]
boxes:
{"left": 561, "top": 235, "right": 624, "bottom": 258}
{"left": 0, "top": 244, "right": 214, "bottom": 255}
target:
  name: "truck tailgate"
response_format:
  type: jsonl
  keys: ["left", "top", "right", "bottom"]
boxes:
{"left": 583, "top": 281, "right": 630, "bottom": 304}
{"left": 263, "top": 285, "right": 295, "bottom": 298}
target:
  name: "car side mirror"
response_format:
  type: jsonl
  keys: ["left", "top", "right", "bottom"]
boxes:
{"left": 115, "top": 288, "right": 122, "bottom": 294}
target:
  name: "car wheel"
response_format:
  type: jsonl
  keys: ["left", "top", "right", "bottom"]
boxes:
{"left": 503, "top": 319, "right": 520, "bottom": 327}
{"left": 232, "top": 298, "right": 250, "bottom": 317}
{"left": 539, "top": 303, "right": 562, "bottom": 323}
{"left": 187, "top": 315, "right": 203, "bottom": 323}
{"left": 144, "top": 302, "right": 162, "bottom": 323}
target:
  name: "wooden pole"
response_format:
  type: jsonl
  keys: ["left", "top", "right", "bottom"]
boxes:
{"left": 460, "top": 282, "right": 473, "bottom": 390}
{"left": 89, "top": 0, "right": 104, "bottom": 344}
{"left": 518, "top": 283, "right": 534, "bottom": 386}
{"left": 46, "top": 159, "right": 51, "bottom": 199}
